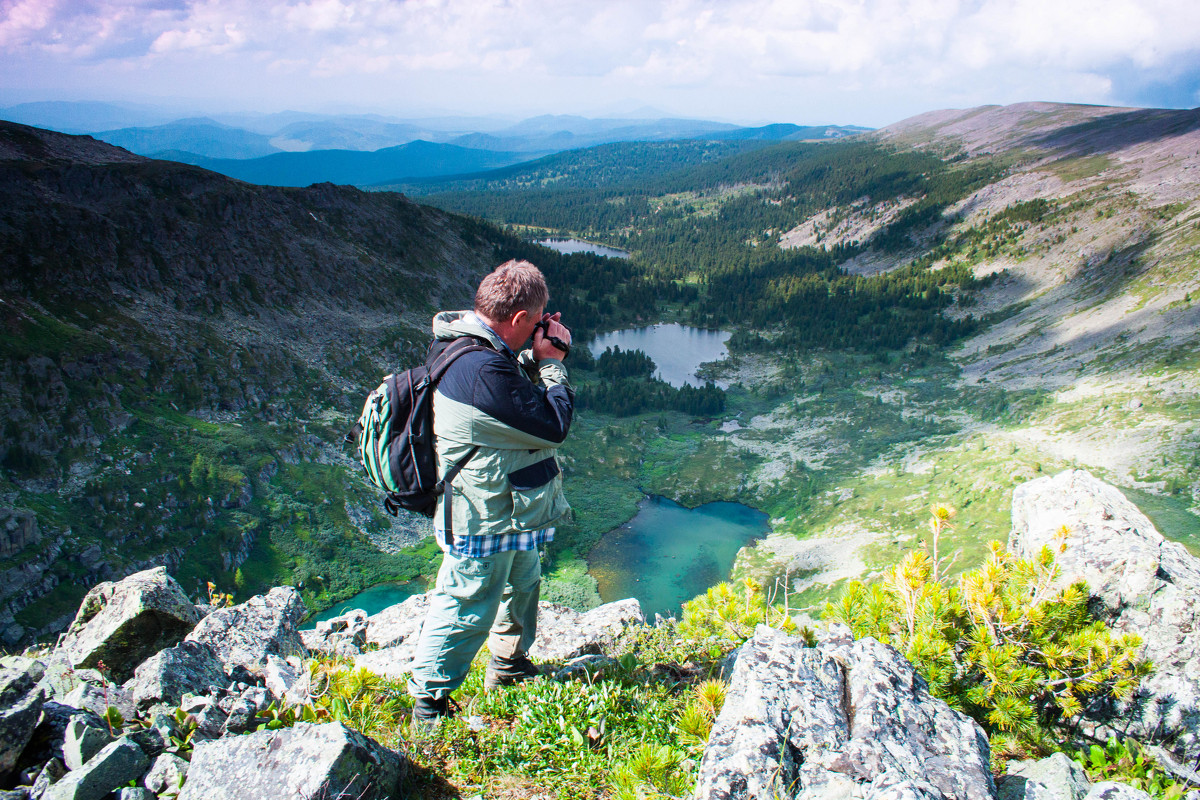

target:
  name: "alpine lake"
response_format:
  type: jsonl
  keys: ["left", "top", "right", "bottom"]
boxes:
{"left": 314, "top": 323, "right": 760, "bottom": 624}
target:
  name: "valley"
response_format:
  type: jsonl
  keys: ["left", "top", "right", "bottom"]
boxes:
{"left": 2, "top": 101, "right": 1200, "bottom": 649}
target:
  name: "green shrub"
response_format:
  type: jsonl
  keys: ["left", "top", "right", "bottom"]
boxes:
{"left": 823, "top": 507, "right": 1149, "bottom": 760}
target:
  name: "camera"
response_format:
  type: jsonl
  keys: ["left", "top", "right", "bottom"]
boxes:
{"left": 534, "top": 318, "right": 571, "bottom": 358}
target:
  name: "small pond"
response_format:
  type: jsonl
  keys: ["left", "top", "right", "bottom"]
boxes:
{"left": 301, "top": 580, "right": 423, "bottom": 629}
{"left": 1125, "top": 487, "right": 1200, "bottom": 556}
{"left": 537, "top": 238, "right": 630, "bottom": 259}
{"left": 588, "top": 323, "right": 731, "bottom": 388}
{"left": 587, "top": 495, "right": 770, "bottom": 620}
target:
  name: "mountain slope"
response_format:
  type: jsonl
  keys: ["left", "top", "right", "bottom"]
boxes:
{"left": 95, "top": 118, "right": 281, "bottom": 160}
{"left": 167, "top": 139, "right": 535, "bottom": 187}
{"left": 0, "top": 121, "right": 511, "bottom": 644}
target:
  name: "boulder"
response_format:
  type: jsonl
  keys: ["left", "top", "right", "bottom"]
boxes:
{"left": 261, "top": 655, "right": 303, "bottom": 704}
{"left": 530, "top": 599, "right": 645, "bottom": 661}
{"left": 62, "top": 718, "right": 112, "bottom": 771}
{"left": 693, "top": 626, "right": 994, "bottom": 800}
{"left": 57, "top": 567, "right": 201, "bottom": 682}
{"left": 143, "top": 752, "right": 188, "bottom": 795}
{"left": 124, "top": 640, "right": 226, "bottom": 710}
{"left": 365, "top": 595, "right": 430, "bottom": 649}
{"left": 44, "top": 738, "right": 150, "bottom": 800}
{"left": 1083, "top": 784, "right": 1153, "bottom": 800}
{"left": 300, "top": 609, "right": 368, "bottom": 656}
{"left": 177, "top": 722, "right": 405, "bottom": 800}
{"left": 0, "top": 657, "right": 46, "bottom": 777}
{"left": 997, "top": 753, "right": 1091, "bottom": 800}
{"left": 24, "top": 703, "right": 104, "bottom": 767}
{"left": 1010, "top": 470, "right": 1200, "bottom": 763}
{"left": 353, "top": 596, "right": 644, "bottom": 679}
{"left": 185, "top": 587, "right": 307, "bottom": 671}
{"left": 61, "top": 680, "right": 136, "bottom": 724}
{"left": 31, "top": 758, "right": 67, "bottom": 798}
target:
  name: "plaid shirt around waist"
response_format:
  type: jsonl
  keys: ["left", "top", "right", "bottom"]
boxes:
{"left": 434, "top": 527, "right": 555, "bottom": 558}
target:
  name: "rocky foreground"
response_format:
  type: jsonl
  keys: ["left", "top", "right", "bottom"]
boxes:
{"left": 0, "top": 470, "right": 1197, "bottom": 799}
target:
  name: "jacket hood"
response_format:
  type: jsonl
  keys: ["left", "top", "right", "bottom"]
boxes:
{"left": 432, "top": 310, "right": 508, "bottom": 351}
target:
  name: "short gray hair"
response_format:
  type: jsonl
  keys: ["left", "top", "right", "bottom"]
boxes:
{"left": 474, "top": 260, "right": 549, "bottom": 321}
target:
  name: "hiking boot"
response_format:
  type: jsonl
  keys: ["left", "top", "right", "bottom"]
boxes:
{"left": 485, "top": 653, "right": 541, "bottom": 689}
{"left": 411, "top": 695, "right": 458, "bottom": 729}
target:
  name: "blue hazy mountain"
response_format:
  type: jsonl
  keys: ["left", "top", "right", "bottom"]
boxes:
{"left": 706, "top": 123, "right": 872, "bottom": 140}
{"left": 0, "top": 101, "right": 177, "bottom": 134}
{"left": 165, "top": 140, "right": 536, "bottom": 187}
{"left": 95, "top": 118, "right": 281, "bottom": 160}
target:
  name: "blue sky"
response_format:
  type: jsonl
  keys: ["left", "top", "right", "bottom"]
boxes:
{"left": 2, "top": 0, "right": 1198, "bottom": 127}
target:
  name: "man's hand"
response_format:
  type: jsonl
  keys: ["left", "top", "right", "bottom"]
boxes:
{"left": 532, "top": 312, "right": 572, "bottom": 361}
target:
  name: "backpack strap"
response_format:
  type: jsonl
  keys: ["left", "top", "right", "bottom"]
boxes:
{"left": 424, "top": 336, "right": 493, "bottom": 547}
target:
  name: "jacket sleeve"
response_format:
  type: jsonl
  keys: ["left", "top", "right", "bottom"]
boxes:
{"left": 436, "top": 350, "right": 574, "bottom": 450}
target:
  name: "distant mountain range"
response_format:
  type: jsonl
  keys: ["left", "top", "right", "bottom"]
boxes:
{"left": 164, "top": 140, "right": 535, "bottom": 187}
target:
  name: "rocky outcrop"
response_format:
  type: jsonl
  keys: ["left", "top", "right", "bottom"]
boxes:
{"left": 352, "top": 595, "right": 644, "bottom": 679}
{"left": 124, "top": 641, "right": 227, "bottom": 710}
{"left": 693, "top": 625, "right": 994, "bottom": 800}
{"left": 531, "top": 599, "right": 645, "bottom": 661}
{"left": 0, "top": 657, "right": 45, "bottom": 777}
{"left": 44, "top": 738, "right": 150, "bottom": 800}
{"left": 184, "top": 587, "right": 307, "bottom": 671}
{"left": 300, "top": 609, "right": 368, "bottom": 657}
{"left": 177, "top": 722, "right": 405, "bottom": 800}
{"left": 997, "top": 753, "right": 1091, "bottom": 800}
{"left": 0, "top": 508, "right": 40, "bottom": 557}
{"left": 1010, "top": 470, "right": 1200, "bottom": 764}
{"left": 57, "top": 568, "right": 201, "bottom": 683}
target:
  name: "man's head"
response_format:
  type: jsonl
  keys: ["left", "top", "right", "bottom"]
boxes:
{"left": 474, "top": 259, "right": 548, "bottom": 323}
{"left": 474, "top": 260, "right": 548, "bottom": 350}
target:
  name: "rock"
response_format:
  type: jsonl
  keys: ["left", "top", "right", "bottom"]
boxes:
{"left": 353, "top": 596, "right": 644, "bottom": 679}
{"left": 0, "top": 657, "right": 46, "bottom": 777}
{"left": 35, "top": 654, "right": 81, "bottom": 700}
{"left": 553, "top": 655, "right": 617, "bottom": 681}
{"left": 530, "top": 599, "right": 645, "bottom": 661}
{"left": 124, "top": 640, "right": 226, "bottom": 710}
{"left": 0, "top": 790, "right": 30, "bottom": 800}
{"left": 693, "top": 626, "right": 994, "bottom": 800}
{"left": 31, "top": 759, "right": 66, "bottom": 799}
{"left": 301, "top": 609, "right": 368, "bottom": 655}
{"left": 177, "top": 722, "right": 405, "bottom": 800}
{"left": 185, "top": 587, "right": 307, "bottom": 671}
{"left": 44, "top": 738, "right": 150, "bottom": 800}
{"left": 56, "top": 567, "right": 201, "bottom": 683}
{"left": 24, "top": 703, "right": 103, "bottom": 766}
{"left": 61, "top": 680, "right": 136, "bottom": 724}
{"left": 115, "top": 789, "right": 155, "bottom": 800}
{"left": 191, "top": 699, "right": 228, "bottom": 742}
{"left": 261, "top": 655, "right": 302, "bottom": 703}
{"left": 1010, "top": 470, "right": 1200, "bottom": 764}
{"left": 62, "top": 718, "right": 112, "bottom": 771}
{"left": 365, "top": 595, "right": 430, "bottom": 649}
{"left": 1083, "top": 783, "right": 1153, "bottom": 800}
{"left": 143, "top": 752, "right": 188, "bottom": 795}
{"left": 222, "top": 687, "right": 270, "bottom": 735}
{"left": 354, "top": 645, "right": 416, "bottom": 680}
{"left": 124, "top": 724, "right": 169, "bottom": 759}
{"left": 998, "top": 753, "right": 1091, "bottom": 800}
{"left": 0, "top": 508, "right": 40, "bottom": 558}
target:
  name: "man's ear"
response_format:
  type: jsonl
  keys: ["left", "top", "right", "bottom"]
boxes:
{"left": 511, "top": 308, "right": 530, "bottom": 327}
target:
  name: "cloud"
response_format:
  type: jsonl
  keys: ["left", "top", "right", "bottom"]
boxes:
{"left": 2, "top": 0, "right": 1199, "bottom": 121}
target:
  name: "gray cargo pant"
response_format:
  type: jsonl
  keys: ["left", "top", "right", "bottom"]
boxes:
{"left": 406, "top": 547, "right": 541, "bottom": 700}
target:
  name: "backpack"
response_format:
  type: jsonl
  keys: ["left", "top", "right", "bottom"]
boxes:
{"left": 347, "top": 336, "right": 491, "bottom": 524}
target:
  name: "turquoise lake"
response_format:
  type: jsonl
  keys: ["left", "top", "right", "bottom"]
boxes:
{"left": 587, "top": 496, "right": 770, "bottom": 620}
{"left": 301, "top": 580, "right": 422, "bottom": 628}
{"left": 588, "top": 323, "right": 731, "bottom": 388}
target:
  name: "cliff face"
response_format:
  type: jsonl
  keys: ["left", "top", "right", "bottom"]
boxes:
{"left": 0, "top": 122, "right": 505, "bottom": 642}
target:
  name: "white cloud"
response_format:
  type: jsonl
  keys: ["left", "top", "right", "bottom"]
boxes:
{"left": 2, "top": 0, "right": 1198, "bottom": 121}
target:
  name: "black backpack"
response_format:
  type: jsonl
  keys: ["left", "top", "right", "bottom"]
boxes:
{"left": 347, "top": 337, "right": 491, "bottom": 524}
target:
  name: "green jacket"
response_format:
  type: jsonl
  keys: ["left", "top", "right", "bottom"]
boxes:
{"left": 430, "top": 311, "right": 574, "bottom": 537}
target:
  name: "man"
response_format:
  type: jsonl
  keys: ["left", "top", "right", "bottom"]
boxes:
{"left": 407, "top": 259, "right": 574, "bottom": 723}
